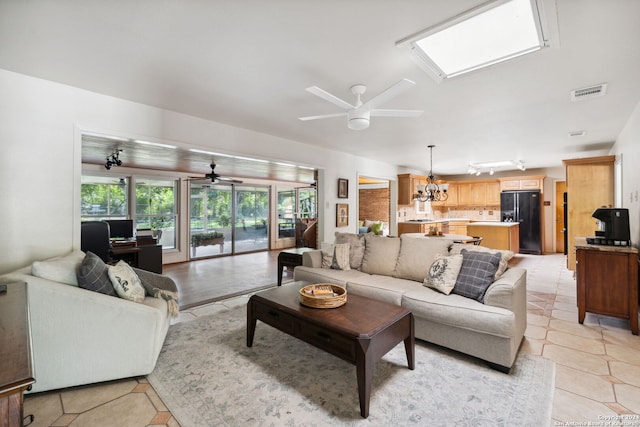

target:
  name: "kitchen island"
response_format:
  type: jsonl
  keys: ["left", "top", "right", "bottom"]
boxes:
{"left": 467, "top": 222, "right": 520, "bottom": 252}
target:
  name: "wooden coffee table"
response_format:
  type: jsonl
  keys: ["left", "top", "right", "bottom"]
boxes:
{"left": 247, "top": 281, "right": 415, "bottom": 418}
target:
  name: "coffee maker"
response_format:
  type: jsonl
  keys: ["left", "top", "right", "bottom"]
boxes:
{"left": 586, "top": 208, "right": 631, "bottom": 246}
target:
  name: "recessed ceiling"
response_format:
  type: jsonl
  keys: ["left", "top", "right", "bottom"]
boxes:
{"left": 1, "top": 1, "right": 639, "bottom": 176}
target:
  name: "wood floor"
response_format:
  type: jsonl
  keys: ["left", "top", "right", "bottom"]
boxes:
{"left": 163, "top": 249, "right": 290, "bottom": 309}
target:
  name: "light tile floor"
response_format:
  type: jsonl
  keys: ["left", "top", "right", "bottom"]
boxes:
{"left": 23, "top": 253, "right": 640, "bottom": 426}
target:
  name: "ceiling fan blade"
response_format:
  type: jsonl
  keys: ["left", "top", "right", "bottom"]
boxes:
{"left": 298, "top": 112, "right": 348, "bottom": 121}
{"left": 305, "top": 86, "right": 354, "bottom": 110}
{"left": 216, "top": 177, "right": 243, "bottom": 184}
{"left": 363, "top": 79, "right": 416, "bottom": 110}
{"left": 370, "top": 109, "right": 424, "bottom": 117}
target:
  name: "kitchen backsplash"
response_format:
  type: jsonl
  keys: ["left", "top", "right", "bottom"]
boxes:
{"left": 397, "top": 204, "right": 501, "bottom": 222}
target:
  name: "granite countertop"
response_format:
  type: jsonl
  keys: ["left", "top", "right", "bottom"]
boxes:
{"left": 575, "top": 237, "right": 638, "bottom": 253}
{"left": 467, "top": 222, "right": 519, "bottom": 227}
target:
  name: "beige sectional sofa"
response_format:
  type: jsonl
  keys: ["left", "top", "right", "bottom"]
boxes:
{"left": 293, "top": 233, "right": 527, "bottom": 372}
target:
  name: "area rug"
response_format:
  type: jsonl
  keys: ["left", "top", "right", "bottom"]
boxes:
{"left": 148, "top": 307, "right": 555, "bottom": 427}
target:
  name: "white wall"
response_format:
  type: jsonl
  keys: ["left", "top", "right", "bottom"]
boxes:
{"left": 0, "top": 69, "right": 400, "bottom": 274}
{"left": 612, "top": 99, "right": 640, "bottom": 247}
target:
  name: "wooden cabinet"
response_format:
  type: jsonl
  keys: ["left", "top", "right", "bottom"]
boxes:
{"left": 576, "top": 240, "right": 638, "bottom": 334}
{"left": 398, "top": 221, "right": 447, "bottom": 236}
{"left": 456, "top": 181, "right": 499, "bottom": 206}
{"left": 445, "top": 182, "right": 458, "bottom": 206}
{"left": 498, "top": 175, "right": 544, "bottom": 192}
{"left": 448, "top": 220, "right": 468, "bottom": 236}
{"left": 486, "top": 181, "right": 501, "bottom": 205}
{"left": 0, "top": 282, "right": 35, "bottom": 427}
{"left": 397, "top": 174, "right": 426, "bottom": 206}
{"left": 563, "top": 156, "right": 614, "bottom": 270}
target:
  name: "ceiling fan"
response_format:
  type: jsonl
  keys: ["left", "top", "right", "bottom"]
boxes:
{"left": 299, "top": 78, "right": 423, "bottom": 130}
{"left": 188, "top": 163, "right": 243, "bottom": 184}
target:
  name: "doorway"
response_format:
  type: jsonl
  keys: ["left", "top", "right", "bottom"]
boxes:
{"left": 357, "top": 176, "right": 391, "bottom": 234}
{"left": 555, "top": 181, "right": 566, "bottom": 253}
{"left": 189, "top": 183, "right": 269, "bottom": 259}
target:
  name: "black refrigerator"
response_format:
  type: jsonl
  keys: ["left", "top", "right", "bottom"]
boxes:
{"left": 500, "top": 190, "right": 542, "bottom": 255}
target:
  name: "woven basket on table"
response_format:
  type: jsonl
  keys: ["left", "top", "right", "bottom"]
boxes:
{"left": 299, "top": 283, "right": 347, "bottom": 309}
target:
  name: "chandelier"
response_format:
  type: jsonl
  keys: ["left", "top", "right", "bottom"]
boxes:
{"left": 415, "top": 145, "right": 448, "bottom": 202}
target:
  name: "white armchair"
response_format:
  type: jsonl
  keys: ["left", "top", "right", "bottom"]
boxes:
{"left": 0, "top": 253, "right": 172, "bottom": 393}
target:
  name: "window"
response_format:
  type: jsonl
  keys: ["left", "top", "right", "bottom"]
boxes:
{"left": 81, "top": 176, "right": 128, "bottom": 221}
{"left": 135, "top": 179, "right": 178, "bottom": 249}
{"left": 398, "top": 0, "right": 551, "bottom": 81}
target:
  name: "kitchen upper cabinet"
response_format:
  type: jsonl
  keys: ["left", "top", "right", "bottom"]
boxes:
{"left": 445, "top": 182, "right": 458, "bottom": 206}
{"left": 398, "top": 174, "right": 426, "bottom": 206}
{"left": 456, "top": 181, "right": 496, "bottom": 206}
{"left": 498, "top": 176, "right": 544, "bottom": 192}
{"left": 457, "top": 182, "right": 472, "bottom": 205}
{"left": 486, "top": 181, "right": 501, "bottom": 205}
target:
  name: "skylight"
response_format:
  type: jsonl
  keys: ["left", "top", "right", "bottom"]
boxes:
{"left": 398, "top": 0, "right": 549, "bottom": 81}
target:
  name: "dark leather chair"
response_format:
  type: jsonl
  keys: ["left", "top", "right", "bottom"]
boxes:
{"left": 302, "top": 220, "right": 317, "bottom": 248}
{"left": 81, "top": 221, "right": 112, "bottom": 262}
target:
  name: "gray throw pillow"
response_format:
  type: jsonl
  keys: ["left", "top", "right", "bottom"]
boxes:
{"left": 334, "top": 232, "right": 366, "bottom": 270}
{"left": 77, "top": 252, "right": 117, "bottom": 296}
{"left": 452, "top": 249, "right": 501, "bottom": 302}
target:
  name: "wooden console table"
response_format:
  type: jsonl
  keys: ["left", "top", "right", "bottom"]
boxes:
{"left": 575, "top": 238, "right": 639, "bottom": 334}
{"left": 0, "top": 281, "right": 35, "bottom": 426}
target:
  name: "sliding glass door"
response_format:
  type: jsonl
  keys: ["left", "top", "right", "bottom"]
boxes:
{"left": 190, "top": 183, "right": 269, "bottom": 259}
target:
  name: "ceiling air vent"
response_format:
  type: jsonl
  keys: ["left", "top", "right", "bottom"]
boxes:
{"left": 571, "top": 83, "right": 607, "bottom": 101}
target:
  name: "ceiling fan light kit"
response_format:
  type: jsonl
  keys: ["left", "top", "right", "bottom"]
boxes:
{"left": 299, "top": 78, "right": 423, "bottom": 130}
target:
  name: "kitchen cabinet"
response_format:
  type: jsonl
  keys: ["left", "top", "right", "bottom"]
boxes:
{"left": 498, "top": 176, "right": 544, "bottom": 192}
{"left": 447, "top": 220, "right": 468, "bottom": 236}
{"left": 457, "top": 181, "right": 497, "bottom": 206}
{"left": 397, "top": 174, "right": 426, "bottom": 206}
{"left": 486, "top": 181, "right": 501, "bottom": 205}
{"left": 398, "top": 221, "right": 449, "bottom": 236}
{"left": 563, "top": 156, "right": 614, "bottom": 270}
{"left": 575, "top": 238, "right": 638, "bottom": 334}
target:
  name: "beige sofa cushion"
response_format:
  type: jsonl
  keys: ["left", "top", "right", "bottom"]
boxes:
{"left": 361, "top": 235, "right": 401, "bottom": 276}
{"left": 393, "top": 237, "right": 453, "bottom": 282}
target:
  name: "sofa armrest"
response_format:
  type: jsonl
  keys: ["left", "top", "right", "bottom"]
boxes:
{"left": 302, "top": 250, "right": 323, "bottom": 268}
{"left": 483, "top": 267, "right": 526, "bottom": 310}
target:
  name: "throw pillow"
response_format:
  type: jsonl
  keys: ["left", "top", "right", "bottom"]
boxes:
{"left": 423, "top": 254, "right": 464, "bottom": 295}
{"left": 31, "top": 250, "right": 86, "bottom": 286}
{"left": 452, "top": 249, "right": 501, "bottom": 302}
{"left": 331, "top": 243, "right": 351, "bottom": 271}
{"left": 335, "top": 232, "right": 366, "bottom": 269}
{"left": 449, "top": 243, "right": 513, "bottom": 280}
{"left": 394, "top": 236, "right": 453, "bottom": 282}
{"left": 108, "top": 260, "right": 146, "bottom": 302}
{"left": 360, "top": 234, "right": 401, "bottom": 276}
{"left": 320, "top": 242, "right": 351, "bottom": 270}
{"left": 321, "top": 242, "right": 334, "bottom": 268}
{"left": 370, "top": 222, "right": 383, "bottom": 235}
{"left": 77, "top": 252, "right": 117, "bottom": 296}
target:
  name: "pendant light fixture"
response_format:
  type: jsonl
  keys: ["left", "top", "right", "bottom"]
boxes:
{"left": 415, "top": 145, "right": 448, "bottom": 202}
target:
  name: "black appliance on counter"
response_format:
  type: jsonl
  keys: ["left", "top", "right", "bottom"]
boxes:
{"left": 500, "top": 190, "right": 542, "bottom": 254}
{"left": 586, "top": 208, "right": 631, "bottom": 246}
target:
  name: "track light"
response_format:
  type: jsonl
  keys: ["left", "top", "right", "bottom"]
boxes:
{"left": 105, "top": 149, "right": 123, "bottom": 170}
{"left": 517, "top": 161, "right": 526, "bottom": 171}
{"left": 489, "top": 168, "right": 494, "bottom": 175}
